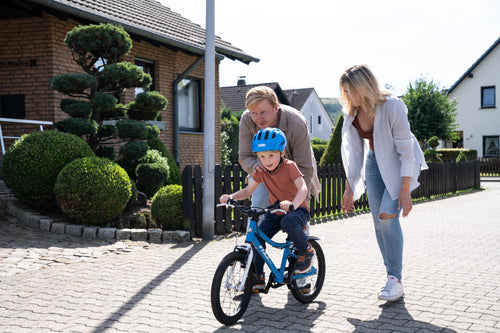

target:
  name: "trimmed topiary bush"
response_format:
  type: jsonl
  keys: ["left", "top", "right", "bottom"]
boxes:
{"left": 54, "top": 156, "right": 132, "bottom": 225}
{"left": 320, "top": 114, "right": 343, "bottom": 166}
{"left": 151, "top": 185, "right": 184, "bottom": 230}
{"left": 427, "top": 136, "right": 440, "bottom": 149}
{"left": 424, "top": 149, "right": 442, "bottom": 163}
{"left": 1, "top": 130, "right": 94, "bottom": 210}
{"left": 135, "top": 162, "right": 169, "bottom": 197}
{"left": 147, "top": 137, "right": 181, "bottom": 185}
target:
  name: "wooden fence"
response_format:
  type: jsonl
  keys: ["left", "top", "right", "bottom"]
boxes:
{"left": 479, "top": 157, "right": 500, "bottom": 176}
{"left": 183, "top": 160, "right": 480, "bottom": 238}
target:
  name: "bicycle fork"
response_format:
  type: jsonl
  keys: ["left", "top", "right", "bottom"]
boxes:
{"left": 224, "top": 243, "right": 253, "bottom": 292}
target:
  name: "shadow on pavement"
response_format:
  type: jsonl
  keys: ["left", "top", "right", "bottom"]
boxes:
{"left": 214, "top": 291, "right": 327, "bottom": 331}
{"left": 90, "top": 242, "right": 207, "bottom": 333}
{"left": 347, "top": 298, "right": 457, "bottom": 332}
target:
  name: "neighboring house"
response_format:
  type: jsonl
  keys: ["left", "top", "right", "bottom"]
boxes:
{"left": 0, "top": 0, "right": 258, "bottom": 171}
{"left": 283, "top": 88, "right": 334, "bottom": 141}
{"left": 448, "top": 37, "right": 500, "bottom": 158}
{"left": 220, "top": 81, "right": 333, "bottom": 141}
{"left": 220, "top": 81, "right": 291, "bottom": 112}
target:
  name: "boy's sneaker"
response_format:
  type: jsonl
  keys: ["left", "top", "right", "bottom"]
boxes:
{"left": 252, "top": 274, "right": 265, "bottom": 292}
{"left": 378, "top": 275, "right": 404, "bottom": 301}
{"left": 295, "top": 244, "right": 315, "bottom": 274}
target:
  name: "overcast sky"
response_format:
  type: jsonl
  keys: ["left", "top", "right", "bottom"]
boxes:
{"left": 159, "top": 0, "right": 500, "bottom": 98}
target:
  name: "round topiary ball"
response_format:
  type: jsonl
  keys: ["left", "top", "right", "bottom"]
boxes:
{"left": 151, "top": 185, "right": 184, "bottom": 230}
{"left": 54, "top": 157, "right": 132, "bottom": 225}
{"left": 1, "top": 130, "right": 94, "bottom": 210}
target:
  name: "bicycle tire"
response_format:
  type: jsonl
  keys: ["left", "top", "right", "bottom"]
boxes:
{"left": 210, "top": 251, "right": 254, "bottom": 325}
{"left": 290, "top": 239, "right": 326, "bottom": 303}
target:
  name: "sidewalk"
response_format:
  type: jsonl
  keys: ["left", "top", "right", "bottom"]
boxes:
{"left": 0, "top": 180, "right": 499, "bottom": 332}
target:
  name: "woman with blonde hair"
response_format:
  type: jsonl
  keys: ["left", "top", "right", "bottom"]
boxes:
{"left": 339, "top": 64, "right": 427, "bottom": 301}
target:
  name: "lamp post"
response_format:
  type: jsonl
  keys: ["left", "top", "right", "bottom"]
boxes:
{"left": 202, "top": 0, "right": 215, "bottom": 240}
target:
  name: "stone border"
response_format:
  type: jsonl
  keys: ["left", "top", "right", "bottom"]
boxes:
{"left": 0, "top": 181, "right": 190, "bottom": 244}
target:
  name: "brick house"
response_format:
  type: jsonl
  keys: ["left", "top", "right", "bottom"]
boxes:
{"left": 0, "top": 0, "right": 258, "bottom": 171}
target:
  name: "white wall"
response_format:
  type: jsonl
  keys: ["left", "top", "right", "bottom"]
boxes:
{"left": 449, "top": 45, "right": 500, "bottom": 158}
{"left": 300, "top": 92, "right": 334, "bottom": 141}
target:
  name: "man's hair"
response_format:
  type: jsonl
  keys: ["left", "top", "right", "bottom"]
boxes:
{"left": 339, "top": 64, "right": 389, "bottom": 117}
{"left": 245, "top": 86, "right": 278, "bottom": 110}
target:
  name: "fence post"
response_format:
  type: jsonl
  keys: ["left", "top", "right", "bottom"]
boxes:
{"left": 214, "top": 165, "right": 223, "bottom": 235}
{"left": 194, "top": 165, "right": 203, "bottom": 238}
{"left": 182, "top": 166, "right": 195, "bottom": 238}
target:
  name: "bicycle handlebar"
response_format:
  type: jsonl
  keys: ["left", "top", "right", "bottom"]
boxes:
{"left": 217, "top": 199, "right": 288, "bottom": 217}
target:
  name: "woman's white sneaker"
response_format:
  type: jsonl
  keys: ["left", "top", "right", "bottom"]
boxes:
{"left": 378, "top": 275, "right": 404, "bottom": 301}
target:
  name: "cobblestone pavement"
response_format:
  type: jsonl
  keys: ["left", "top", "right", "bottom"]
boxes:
{"left": 0, "top": 181, "right": 499, "bottom": 332}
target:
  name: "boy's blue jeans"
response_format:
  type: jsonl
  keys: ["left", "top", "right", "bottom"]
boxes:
{"left": 365, "top": 150, "right": 404, "bottom": 280}
{"left": 253, "top": 207, "right": 310, "bottom": 276}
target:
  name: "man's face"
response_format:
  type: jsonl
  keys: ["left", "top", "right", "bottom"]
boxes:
{"left": 249, "top": 99, "right": 278, "bottom": 129}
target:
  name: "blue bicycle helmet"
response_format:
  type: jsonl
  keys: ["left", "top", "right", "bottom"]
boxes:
{"left": 252, "top": 127, "right": 287, "bottom": 152}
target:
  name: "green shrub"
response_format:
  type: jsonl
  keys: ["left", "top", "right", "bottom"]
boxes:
{"left": 312, "top": 144, "right": 327, "bottom": 164}
{"left": 135, "top": 162, "right": 169, "bottom": 197}
{"left": 437, "top": 148, "right": 477, "bottom": 162}
{"left": 147, "top": 137, "right": 182, "bottom": 185}
{"left": 427, "top": 136, "right": 440, "bottom": 149}
{"left": 311, "top": 138, "right": 327, "bottom": 145}
{"left": 424, "top": 149, "right": 442, "bottom": 163}
{"left": 320, "top": 114, "right": 343, "bottom": 166}
{"left": 456, "top": 151, "right": 468, "bottom": 162}
{"left": 1, "top": 131, "right": 94, "bottom": 210}
{"left": 125, "top": 180, "right": 138, "bottom": 210}
{"left": 151, "top": 185, "right": 184, "bottom": 230}
{"left": 54, "top": 156, "right": 132, "bottom": 225}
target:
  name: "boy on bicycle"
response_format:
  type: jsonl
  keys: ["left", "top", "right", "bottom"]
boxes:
{"left": 219, "top": 127, "right": 315, "bottom": 292}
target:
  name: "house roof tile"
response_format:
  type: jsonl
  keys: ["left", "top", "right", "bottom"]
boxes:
{"left": 27, "top": 0, "right": 259, "bottom": 64}
{"left": 220, "top": 82, "right": 290, "bottom": 112}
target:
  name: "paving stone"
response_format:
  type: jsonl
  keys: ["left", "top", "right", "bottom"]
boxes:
{"left": 0, "top": 180, "right": 498, "bottom": 332}
{"left": 97, "top": 227, "right": 117, "bottom": 240}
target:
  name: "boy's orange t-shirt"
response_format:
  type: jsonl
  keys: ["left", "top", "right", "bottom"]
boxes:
{"left": 252, "top": 158, "right": 309, "bottom": 210}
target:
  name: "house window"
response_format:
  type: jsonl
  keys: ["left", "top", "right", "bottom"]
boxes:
{"left": 483, "top": 136, "right": 499, "bottom": 157}
{"left": 481, "top": 86, "right": 495, "bottom": 108}
{"left": 177, "top": 78, "right": 201, "bottom": 131}
{"left": 1, "top": 94, "right": 25, "bottom": 119}
{"left": 318, "top": 115, "right": 321, "bottom": 125}
{"left": 135, "top": 59, "right": 155, "bottom": 96}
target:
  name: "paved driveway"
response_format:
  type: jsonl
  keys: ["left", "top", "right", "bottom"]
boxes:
{"left": 0, "top": 181, "right": 499, "bottom": 332}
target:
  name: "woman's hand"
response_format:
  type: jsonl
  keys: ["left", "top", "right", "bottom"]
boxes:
{"left": 399, "top": 177, "right": 412, "bottom": 217}
{"left": 398, "top": 189, "right": 412, "bottom": 217}
{"left": 341, "top": 187, "right": 355, "bottom": 214}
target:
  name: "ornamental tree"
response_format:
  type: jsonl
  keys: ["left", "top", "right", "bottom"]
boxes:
{"left": 50, "top": 23, "right": 167, "bottom": 160}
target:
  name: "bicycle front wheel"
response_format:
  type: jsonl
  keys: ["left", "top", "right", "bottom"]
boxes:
{"left": 290, "top": 239, "right": 326, "bottom": 303}
{"left": 210, "top": 251, "right": 254, "bottom": 325}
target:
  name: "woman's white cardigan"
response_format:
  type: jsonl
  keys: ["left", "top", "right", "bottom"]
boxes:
{"left": 341, "top": 95, "right": 428, "bottom": 201}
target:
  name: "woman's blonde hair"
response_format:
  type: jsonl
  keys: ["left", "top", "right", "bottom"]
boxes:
{"left": 245, "top": 86, "right": 278, "bottom": 110}
{"left": 339, "top": 64, "right": 390, "bottom": 117}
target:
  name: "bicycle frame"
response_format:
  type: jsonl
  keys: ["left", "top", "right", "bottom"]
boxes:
{"left": 235, "top": 215, "right": 318, "bottom": 290}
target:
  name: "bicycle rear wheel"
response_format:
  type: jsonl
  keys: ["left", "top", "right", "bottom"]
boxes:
{"left": 290, "top": 239, "right": 325, "bottom": 303}
{"left": 211, "top": 251, "right": 254, "bottom": 325}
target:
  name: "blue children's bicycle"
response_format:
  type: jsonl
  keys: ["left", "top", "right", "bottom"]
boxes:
{"left": 211, "top": 199, "right": 326, "bottom": 325}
